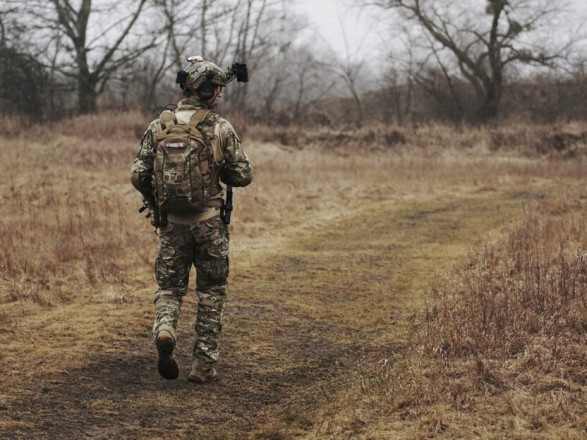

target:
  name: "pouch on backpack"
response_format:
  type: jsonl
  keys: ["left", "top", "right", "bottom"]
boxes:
{"left": 153, "top": 109, "right": 222, "bottom": 214}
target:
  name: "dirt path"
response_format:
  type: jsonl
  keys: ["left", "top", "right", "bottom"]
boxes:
{"left": 0, "top": 185, "right": 548, "bottom": 439}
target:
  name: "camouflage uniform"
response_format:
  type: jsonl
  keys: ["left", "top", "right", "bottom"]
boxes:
{"left": 131, "top": 97, "right": 253, "bottom": 372}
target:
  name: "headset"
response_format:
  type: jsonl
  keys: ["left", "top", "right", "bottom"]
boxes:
{"left": 197, "top": 71, "right": 219, "bottom": 99}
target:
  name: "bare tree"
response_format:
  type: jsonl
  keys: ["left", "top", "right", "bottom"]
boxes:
{"left": 288, "top": 49, "right": 336, "bottom": 123}
{"left": 228, "top": 0, "right": 266, "bottom": 107}
{"left": 17, "top": 0, "right": 155, "bottom": 114}
{"left": 332, "top": 57, "right": 367, "bottom": 127}
{"left": 154, "top": 0, "right": 238, "bottom": 70}
{"left": 246, "top": 3, "right": 316, "bottom": 121}
{"left": 380, "top": 65, "right": 412, "bottom": 125}
{"left": 408, "top": 41, "right": 467, "bottom": 120}
{"left": 0, "top": 9, "right": 8, "bottom": 47}
{"left": 0, "top": 5, "right": 51, "bottom": 120}
{"left": 321, "top": 5, "right": 377, "bottom": 127}
{"left": 361, "top": 0, "right": 575, "bottom": 121}
{"left": 112, "top": 0, "right": 307, "bottom": 115}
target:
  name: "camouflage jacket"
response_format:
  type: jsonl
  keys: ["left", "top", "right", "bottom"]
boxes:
{"left": 131, "top": 98, "right": 254, "bottom": 205}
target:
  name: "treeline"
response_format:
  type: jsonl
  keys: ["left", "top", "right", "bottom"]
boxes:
{"left": 1, "top": 0, "right": 586, "bottom": 126}
{"left": 362, "top": 73, "right": 587, "bottom": 126}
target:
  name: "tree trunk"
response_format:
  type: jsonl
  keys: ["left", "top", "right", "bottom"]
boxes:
{"left": 78, "top": 72, "right": 97, "bottom": 114}
{"left": 478, "top": 85, "right": 501, "bottom": 121}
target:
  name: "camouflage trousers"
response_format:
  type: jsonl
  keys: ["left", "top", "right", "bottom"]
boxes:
{"left": 152, "top": 214, "right": 229, "bottom": 367}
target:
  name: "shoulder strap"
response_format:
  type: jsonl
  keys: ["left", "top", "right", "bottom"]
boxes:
{"left": 212, "top": 121, "right": 223, "bottom": 163}
{"left": 188, "top": 109, "right": 212, "bottom": 128}
{"left": 198, "top": 112, "right": 221, "bottom": 160}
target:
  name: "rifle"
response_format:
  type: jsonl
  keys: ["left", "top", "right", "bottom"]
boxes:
{"left": 220, "top": 185, "right": 233, "bottom": 225}
{"left": 138, "top": 195, "right": 167, "bottom": 228}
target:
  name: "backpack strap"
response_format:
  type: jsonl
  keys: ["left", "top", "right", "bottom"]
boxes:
{"left": 185, "top": 109, "right": 220, "bottom": 161}
{"left": 186, "top": 110, "right": 223, "bottom": 207}
{"left": 181, "top": 109, "right": 217, "bottom": 205}
{"left": 212, "top": 120, "right": 223, "bottom": 163}
{"left": 187, "top": 109, "right": 212, "bottom": 128}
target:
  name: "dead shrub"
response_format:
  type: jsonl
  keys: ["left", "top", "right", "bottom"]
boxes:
{"left": 424, "top": 196, "right": 587, "bottom": 387}
{"left": 358, "top": 194, "right": 587, "bottom": 438}
{"left": 384, "top": 129, "right": 407, "bottom": 146}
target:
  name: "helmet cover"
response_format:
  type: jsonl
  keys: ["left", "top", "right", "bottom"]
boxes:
{"left": 182, "top": 56, "right": 226, "bottom": 94}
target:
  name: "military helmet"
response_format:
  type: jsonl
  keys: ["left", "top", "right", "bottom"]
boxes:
{"left": 177, "top": 56, "right": 226, "bottom": 98}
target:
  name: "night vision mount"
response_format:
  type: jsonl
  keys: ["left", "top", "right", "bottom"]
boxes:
{"left": 225, "top": 62, "right": 249, "bottom": 84}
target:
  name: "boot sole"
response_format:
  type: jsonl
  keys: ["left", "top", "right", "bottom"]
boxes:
{"left": 156, "top": 336, "right": 179, "bottom": 380}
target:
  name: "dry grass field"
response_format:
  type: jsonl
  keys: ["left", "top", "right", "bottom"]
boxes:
{"left": 0, "top": 112, "right": 586, "bottom": 439}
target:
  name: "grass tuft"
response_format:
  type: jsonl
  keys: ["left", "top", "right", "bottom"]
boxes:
{"left": 359, "top": 193, "right": 587, "bottom": 438}
{"left": 425, "top": 198, "right": 587, "bottom": 372}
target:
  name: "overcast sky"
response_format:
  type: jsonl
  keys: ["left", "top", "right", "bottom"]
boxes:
{"left": 298, "top": 0, "right": 587, "bottom": 59}
{"left": 298, "top": 0, "right": 379, "bottom": 55}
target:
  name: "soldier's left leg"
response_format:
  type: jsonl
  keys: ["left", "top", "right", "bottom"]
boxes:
{"left": 153, "top": 223, "right": 193, "bottom": 380}
{"left": 189, "top": 215, "right": 229, "bottom": 381}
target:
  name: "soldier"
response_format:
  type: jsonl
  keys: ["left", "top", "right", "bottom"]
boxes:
{"left": 131, "top": 57, "right": 253, "bottom": 382}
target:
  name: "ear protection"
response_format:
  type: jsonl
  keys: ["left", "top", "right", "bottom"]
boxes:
{"left": 197, "top": 71, "right": 218, "bottom": 99}
{"left": 197, "top": 81, "right": 217, "bottom": 100}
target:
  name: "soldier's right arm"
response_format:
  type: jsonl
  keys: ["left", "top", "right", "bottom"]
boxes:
{"left": 130, "top": 121, "right": 158, "bottom": 198}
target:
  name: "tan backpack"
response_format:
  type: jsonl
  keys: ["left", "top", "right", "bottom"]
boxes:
{"left": 153, "top": 109, "right": 223, "bottom": 214}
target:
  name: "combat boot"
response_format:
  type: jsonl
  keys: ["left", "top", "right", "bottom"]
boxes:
{"left": 155, "top": 329, "right": 179, "bottom": 380}
{"left": 187, "top": 359, "right": 218, "bottom": 383}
